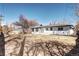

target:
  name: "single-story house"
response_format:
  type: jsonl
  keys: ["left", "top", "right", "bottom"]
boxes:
{"left": 31, "top": 24, "right": 74, "bottom": 35}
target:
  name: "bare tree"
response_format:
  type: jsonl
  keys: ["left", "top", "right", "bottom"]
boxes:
{"left": 13, "top": 15, "right": 29, "bottom": 34}
{"left": 3, "top": 25, "right": 9, "bottom": 34}
{"left": 13, "top": 15, "right": 39, "bottom": 56}
{"left": 13, "top": 15, "right": 29, "bottom": 56}
{"left": 14, "top": 15, "right": 39, "bottom": 34}
{"left": 75, "top": 20, "right": 79, "bottom": 31}
{"left": 65, "top": 4, "right": 79, "bottom": 56}
{"left": 74, "top": 4, "right": 79, "bottom": 31}
{"left": 29, "top": 20, "right": 39, "bottom": 26}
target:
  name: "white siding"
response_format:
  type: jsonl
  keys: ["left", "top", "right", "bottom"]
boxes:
{"left": 32, "top": 26, "right": 74, "bottom": 35}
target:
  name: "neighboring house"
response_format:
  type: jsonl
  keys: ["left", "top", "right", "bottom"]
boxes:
{"left": 9, "top": 28, "right": 23, "bottom": 35}
{"left": 7, "top": 23, "right": 23, "bottom": 35}
{"left": 31, "top": 24, "right": 74, "bottom": 35}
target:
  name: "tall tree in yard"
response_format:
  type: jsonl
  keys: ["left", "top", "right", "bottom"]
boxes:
{"left": 14, "top": 15, "right": 29, "bottom": 34}
{"left": 14, "top": 15, "right": 39, "bottom": 56}
{"left": 13, "top": 15, "right": 29, "bottom": 56}
{"left": 14, "top": 15, "right": 39, "bottom": 34}
{"left": 75, "top": 20, "right": 79, "bottom": 31}
{"left": 29, "top": 20, "right": 39, "bottom": 26}
{"left": 0, "top": 15, "right": 5, "bottom": 56}
{"left": 65, "top": 4, "right": 79, "bottom": 56}
{"left": 75, "top": 4, "right": 79, "bottom": 31}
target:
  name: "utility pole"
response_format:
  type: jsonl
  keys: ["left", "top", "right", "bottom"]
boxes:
{"left": 0, "top": 15, "right": 3, "bottom": 26}
{"left": 0, "top": 14, "right": 5, "bottom": 56}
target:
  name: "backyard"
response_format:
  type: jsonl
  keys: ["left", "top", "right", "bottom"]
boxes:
{"left": 5, "top": 34, "right": 76, "bottom": 56}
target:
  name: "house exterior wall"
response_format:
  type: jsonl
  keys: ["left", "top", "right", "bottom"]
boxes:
{"left": 31, "top": 26, "right": 74, "bottom": 35}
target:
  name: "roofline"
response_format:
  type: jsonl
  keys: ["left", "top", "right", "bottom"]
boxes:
{"left": 31, "top": 24, "right": 74, "bottom": 28}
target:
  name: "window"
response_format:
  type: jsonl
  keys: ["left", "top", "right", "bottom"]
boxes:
{"left": 32, "top": 28, "right": 34, "bottom": 32}
{"left": 58, "top": 27, "right": 63, "bottom": 31}
{"left": 46, "top": 28, "right": 48, "bottom": 31}
{"left": 36, "top": 28, "right": 38, "bottom": 32}
{"left": 50, "top": 27, "right": 53, "bottom": 31}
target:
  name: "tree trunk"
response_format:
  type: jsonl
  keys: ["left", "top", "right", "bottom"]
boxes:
{"left": 18, "top": 36, "right": 26, "bottom": 56}
{"left": 0, "top": 32, "right": 5, "bottom": 56}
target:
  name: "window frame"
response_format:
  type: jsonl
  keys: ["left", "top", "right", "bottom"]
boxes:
{"left": 46, "top": 28, "right": 48, "bottom": 31}
{"left": 50, "top": 27, "right": 53, "bottom": 31}
{"left": 58, "top": 27, "right": 63, "bottom": 31}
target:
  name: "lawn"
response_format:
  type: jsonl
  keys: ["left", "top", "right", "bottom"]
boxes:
{"left": 26, "top": 34, "right": 76, "bottom": 45}
{"left": 5, "top": 34, "right": 77, "bottom": 56}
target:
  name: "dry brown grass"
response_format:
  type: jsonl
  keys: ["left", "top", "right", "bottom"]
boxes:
{"left": 26, "top": 34, "right": 76, "bottom": 45}
{"left": 5, "top": 34, "right": 77, "bottom": 56}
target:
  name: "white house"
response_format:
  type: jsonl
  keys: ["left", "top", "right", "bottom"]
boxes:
{"left": 31, "top": 24, "right": 74, "bottom": 35}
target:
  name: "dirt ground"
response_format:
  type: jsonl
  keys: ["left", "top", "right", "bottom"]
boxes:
{"left": 5, "top": 34, "right": 77, "bottom": 56}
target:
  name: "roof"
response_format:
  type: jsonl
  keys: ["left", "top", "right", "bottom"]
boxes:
{"left": 31, "top": 24, "right": 74, "bottom": 28}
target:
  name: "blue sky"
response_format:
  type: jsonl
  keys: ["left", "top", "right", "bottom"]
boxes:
{"left": 0, "top": 3, "right": 78, "bottom": 25}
